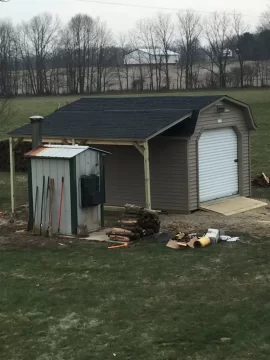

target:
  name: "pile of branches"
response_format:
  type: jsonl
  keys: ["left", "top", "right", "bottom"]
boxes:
{"left": 252, "top": 173, "right": 269, "bottom": 187}
{"left": 0, "top": 140, "right": 31, "bottom": 172}
{"left": 106, "top": 204, "right": 160, "bottom": 243}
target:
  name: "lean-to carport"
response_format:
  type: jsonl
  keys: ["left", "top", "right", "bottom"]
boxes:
{"left": 8, "top": 134, "right": 153, "bottom": 213}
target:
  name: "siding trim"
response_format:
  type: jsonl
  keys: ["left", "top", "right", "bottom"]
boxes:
{"left": 232, "top": 126, "right": 243, "bottom": 196}
{"left": 69, "top": 158, "right": 78, "bottom": 234}
{"left": 186, "top": 140, "right": 191, "bottom": 212}
{"left": 248, "top": 132, "right": 252, "bottom": 197}
{"left": 195, "top": 125, "right": 243, "bottom": 207}
{"left": 100, "top": 154, "right": 105, "bottom": 227}
{"left": 27, "top": 159, "right": 34, "bottom": 231}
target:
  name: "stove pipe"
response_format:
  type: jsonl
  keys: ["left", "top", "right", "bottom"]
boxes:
{"left": 29, "top": 115, "right": 44, "bottom": 149}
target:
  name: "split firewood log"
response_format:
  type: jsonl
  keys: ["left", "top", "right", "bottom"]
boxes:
{"left": 109, "top": 234, "right": 140, "bottom": 241}
{"left": 109, "top": 235, "right": 130, "bottom": 242}
{"left": 109, "top": 228, "right": 132, "bottom": 235}
{"left": 121, "top": 213, "right": 139, "bottom": 219}
{"left": 107, "top": 231, "right": 136, "bottom": 237}
{"left": 124, "top": 204, "right": 142, "bottom": 214}
{"left": 140, "top": 208, "right": 159, "bottom": 217}
{"left": 119, "top": 225, "right": 145, "bottom": 235}
{"left": 118, "top": 220, "right": 137, "bottom": 226}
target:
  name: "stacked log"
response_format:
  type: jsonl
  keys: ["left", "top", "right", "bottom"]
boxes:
{"left": 252, "top": 173, "right": 269, "bottom": 187}
{"left": 106, "top": 204, "right": 160, "bottom": 242}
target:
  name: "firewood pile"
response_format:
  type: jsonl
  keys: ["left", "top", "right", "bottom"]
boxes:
{"left": 252, "top": 173, "right": 269, "bottom": 187}
{"left": 106, "top": 204, "right": 160, "bottom": 243}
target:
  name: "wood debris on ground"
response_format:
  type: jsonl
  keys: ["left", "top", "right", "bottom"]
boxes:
{"left": 252, "top": 172, "right": 270, "bottom": 187}
{"left": 166, "top": 228, "right": 240, "bottom": 250}
{"left": 106, "top": 204, "right": 160, "bottom": 243}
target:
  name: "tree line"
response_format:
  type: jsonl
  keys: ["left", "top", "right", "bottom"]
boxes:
{"left": 1, "top": 8, "right": 270, "bottom": 95}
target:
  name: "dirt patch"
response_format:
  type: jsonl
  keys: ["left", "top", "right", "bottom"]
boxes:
{"left": 1, "top": 198, "right": 270, "bottom": 249}
{"left": 0, "top": 205, "right": 92, "bottom": 249}
{"left": 0, "top": 226, "right": 94, "bottom": 250}
{"left": 161, "top": 198, "right": 270, "bottom": 237}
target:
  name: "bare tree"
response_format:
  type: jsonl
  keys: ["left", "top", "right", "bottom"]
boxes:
{"left": 128, "top": 29, "right": 146, "bottom": 91}
{"left": 18, "top": 13, "right": 60, "bottom": 95}
{"left": 115, "top": 35, "right": 132, "bottom": 91}
{"left": 177, "top": 10, "right": 201, "bottom": 90}
{"left": 61, "top": 14, "right": 96, "bottom": 94}
{"left": 0, "top": 20, "right": 19, "bottom": 95}
{"left": 94, "top": 19, "right": 114, "bottom": 92}
{"left": 229, "top": 12, "right": 249, "bottom": 88}
{"left": 135, "top": 19, "right": 156, "bottom": 90}
{"left": 259, "top": 6, "right": 270, "bottom": 30}
{"left": 202, "top": 12, "right": 232, "bottom": 88}
{"left": 154, "top": 13, "right": 174, "bottom": 90}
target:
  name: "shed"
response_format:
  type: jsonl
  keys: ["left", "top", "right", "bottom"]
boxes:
{"left": 9, "top": 95, "right": 256, "bottom": 213}
{"left": 25, "top": 145, "right": 109, "bottom": 235}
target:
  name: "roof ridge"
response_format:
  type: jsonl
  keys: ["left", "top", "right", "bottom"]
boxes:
{"left": 58, "top": 109, "right": 193, "bottom": 113}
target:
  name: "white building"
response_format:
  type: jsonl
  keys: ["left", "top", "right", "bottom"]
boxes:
{"left": 124, "top": 48, "right": 180, "bottom": 65}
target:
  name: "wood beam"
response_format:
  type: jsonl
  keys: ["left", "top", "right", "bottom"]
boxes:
{"left": 133, "top": 142, "right": 144, "bottom": 156}
{"left": 143, "top": 141, "right": 151, "bottom": 209}
{"left": 86, "top": 140, "right": 134, "bottom": 146}
{"left": 12, "top": 138, "right": 23, "bottom": 150}
{"left": 9, "top": 137, "right": 15, "bottom": 213}
{"left": 19, "top": 137, "right": 137, "bottom": 146}
{"left": 62, "top": 138, "right": 70, "bottom": 145}
{"left": 22, "top": 138, "right": 63, "bottom": 144}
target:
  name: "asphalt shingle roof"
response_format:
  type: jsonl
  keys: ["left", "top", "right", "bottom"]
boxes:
{"left": 9, "top": 95, "right": 223, "bottom": 140}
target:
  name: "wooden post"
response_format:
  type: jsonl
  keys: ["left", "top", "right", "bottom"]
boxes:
{"left": 9, "top": 137, "right": 15, "bottom": 213}
{"left": 143, "top": 141, "right": 151, "bottom": 209}
{"left": 71, "top": 139, "right": 75, "bottom": 145}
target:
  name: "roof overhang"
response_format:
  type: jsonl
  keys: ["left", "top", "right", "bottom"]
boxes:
{"left": 9, "top": 95, "right": 256, "bottom": 144}
{"left": 145, "top": 112, "right": 193, "bottom": 141}
{"left": 10, "top": 135, "right": 148, "bottom": 146}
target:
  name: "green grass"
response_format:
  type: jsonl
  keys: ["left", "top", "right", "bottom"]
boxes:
{"left": 1, "top": 239, "right": 270, "bottom": 359}
{"left": 0, "top": 172, "right": 28, "bottom": 211}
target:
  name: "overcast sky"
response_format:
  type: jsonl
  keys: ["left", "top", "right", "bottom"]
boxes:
{"left": 0, "top": 0, "right": 268, "bottom": 35}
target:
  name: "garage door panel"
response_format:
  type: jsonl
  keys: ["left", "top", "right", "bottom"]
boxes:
{"left": 199, "top": 128, "right": 238, "bottom": 202}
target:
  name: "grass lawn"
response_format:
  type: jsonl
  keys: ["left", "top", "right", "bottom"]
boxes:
{"left": 0, "top": 172, "right": 28, "bottom": 211}
{"left": 1, "top": 238, "right": 270, "bottom": 360}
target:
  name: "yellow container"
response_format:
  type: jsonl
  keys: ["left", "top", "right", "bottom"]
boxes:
{"left": 194, "top": 237, "right": 211, "bottom": 248}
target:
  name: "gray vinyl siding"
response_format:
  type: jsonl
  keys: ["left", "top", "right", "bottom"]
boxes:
{"left": 31, "top": 158, "right": 71, "bottom": 234}
{"left": 94, "top": 140, "right": 188, "bottom": 211}
{"left": 94, "top": 145, "right": 145, "bottom": 207}
{"left": 149, "top": 137, "right": 189, "bottom": 211}
{"left": 188, "top": 102, "right": 250, "bottom": 210}
{"left": 76, "top": 150, "right": 101, "bottom": 231}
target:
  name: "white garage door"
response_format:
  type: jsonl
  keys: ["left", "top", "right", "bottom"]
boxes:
{"left": 199, "top": 128, "right": 239, "bottom": 203}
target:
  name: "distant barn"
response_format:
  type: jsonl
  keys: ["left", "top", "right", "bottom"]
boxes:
{"left": 124, "top": 48, "right": 180, "bottom": 65}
